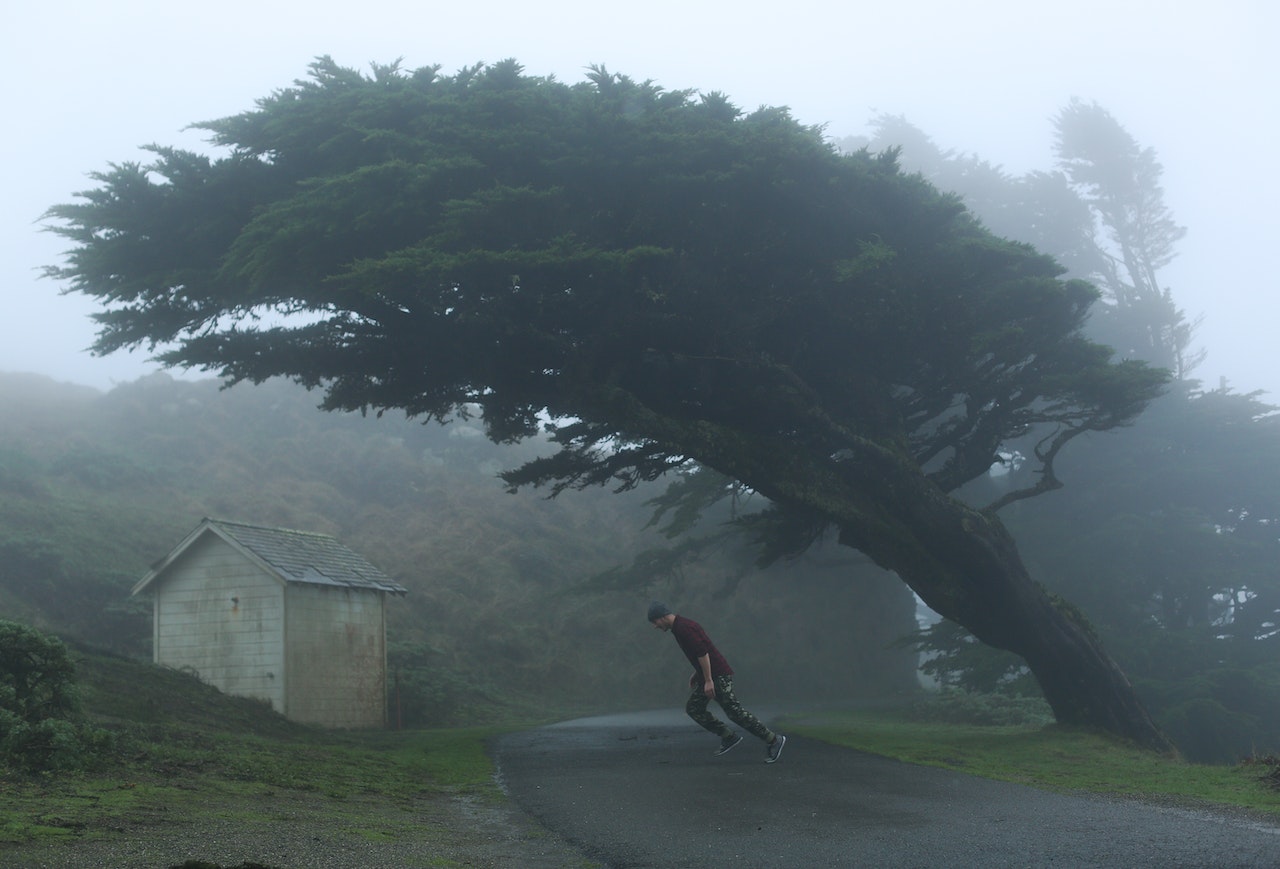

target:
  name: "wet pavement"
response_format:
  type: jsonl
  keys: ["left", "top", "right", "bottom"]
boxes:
{"left": 493, "top": 709, "right": 1280, "bottom": 868}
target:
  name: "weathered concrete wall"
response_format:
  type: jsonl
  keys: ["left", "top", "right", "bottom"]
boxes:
{"left": 153, "top": 534, "right": 286, "bottom": 711}
{"left": 284, "top": 583, "right": 387, "bottom": 728}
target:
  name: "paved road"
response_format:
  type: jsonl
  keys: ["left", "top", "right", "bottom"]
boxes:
{"left": 493, "top": 709, "right": 1280, "bottom": 868}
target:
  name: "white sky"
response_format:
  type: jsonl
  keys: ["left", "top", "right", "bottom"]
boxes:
{"left": 3, "top": 0, "right": 1276, "bottom": 396}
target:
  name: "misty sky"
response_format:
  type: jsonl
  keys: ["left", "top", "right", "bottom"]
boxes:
{"left": 3, "top": 1, "right": 1276, "bottom": 396}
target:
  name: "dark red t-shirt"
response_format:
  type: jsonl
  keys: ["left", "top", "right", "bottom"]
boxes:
{"left": 671, "top": 615, "right": 734, "bottom": 680}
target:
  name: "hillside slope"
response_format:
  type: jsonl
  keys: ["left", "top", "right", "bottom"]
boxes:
{"left": 0, "top": 371, "right": 918, "bottom": 723}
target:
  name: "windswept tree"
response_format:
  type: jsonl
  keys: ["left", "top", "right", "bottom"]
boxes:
{"left": 1054, "top": 99, "right": 1198, "bottom": 376}
{"left": 46, "top": 59, "right": 1171, "bottom": 749}
{"left": 847, "top": 115, "right": 1108, "bottom": 285}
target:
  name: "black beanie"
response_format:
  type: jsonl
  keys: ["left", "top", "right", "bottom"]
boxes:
{"left": 647, "top": 601, "right": 672, "bottom": 622}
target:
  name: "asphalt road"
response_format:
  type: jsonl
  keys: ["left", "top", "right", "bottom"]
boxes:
{"left": 493, "top": 709, "right": 1280, "bottom": 868}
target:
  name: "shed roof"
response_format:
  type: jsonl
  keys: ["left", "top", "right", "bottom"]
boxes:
{"left": 133, "top": 518, "right": 407, "bottom": 596}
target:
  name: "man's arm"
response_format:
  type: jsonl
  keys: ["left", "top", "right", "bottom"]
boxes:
{"left": 698, "top": 653, "right": 715, "bottom": 698}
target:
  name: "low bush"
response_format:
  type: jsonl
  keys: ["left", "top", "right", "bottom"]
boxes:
{"left": 910, "top": 688, "right": 1055, "bottom": 727}
{"left": 1240, "top": 754, "right": 1280, "bottom": 792}
{"left": 0, "top": 619, "right": 111, "bottom": 773}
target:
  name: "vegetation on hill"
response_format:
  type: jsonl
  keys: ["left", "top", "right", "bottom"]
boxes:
{"left": 0, "top": 620, "right": 110, "bottom": 773}
{"left": 0, "top": 370, "right": 918, "bottom": 729}
{"left": 1, "top": 644, "right": 591, "bottom": 867}
{"left": 16, "top": 65, "right": 1279, "bottom": 766}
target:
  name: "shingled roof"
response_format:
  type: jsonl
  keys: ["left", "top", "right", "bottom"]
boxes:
{"left": 133, "top": 518, "right": 407, "bottom": 596}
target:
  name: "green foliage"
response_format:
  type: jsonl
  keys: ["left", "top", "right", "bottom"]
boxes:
{"left": 786, "top": 707, "right": 1280, "bottom": 815}
{"left": 41, "top": 59, "right": 1176, "bottom": 746}
{"left": 0, "top": 536, "right": 152, "bottom": 657}
{"left": 387, "top": 642, "right": 497, "bottom": 728}
{"left": 904, "top": 619, "right": 1041, "bottom": 697}
{"left": 852, "top": 109, "right": 1280, "bottom": 763}
{"left": 0, "top": 621, "right": 111, "bottom": 773}
{"left": 1158, "top": 698, "right": 1262, "bottom": 766}
{"left": 909, "top": 689, "right": 1055, "bottom": 728}
{"left": 2, "top": 647, "right": 528, "bottom": 861}
{"left": 1241, "top": 755, "right": 1280, "bottom": 792}
{"left": 1139, "top": 665, "right": 1280, "bottom": 764}
{"left": 170, "top": 861, "right": 283, "bottom": 869}
{"left": 850, "top": 108, "right": 1195, "bottom": 378}
{"left": 45, "top": 58, "right": 1163, "bottom": 511}
{"left": 909, "top": 608, "right": 1280, "bottom": 763}
{"left": 1053, "top": 99, "right": 1194, "bottom": 377}
{"left": 1009, "top": 386, "right": 1280, "bottom": 763}
{"left": 0, "top": 372, "right": 920, "bottom": 720}
{"left": 0, "top": 445, "right": 42, "bottom": 497}
{"left": 1, "top": 619, "right": 79, "bottom": 721}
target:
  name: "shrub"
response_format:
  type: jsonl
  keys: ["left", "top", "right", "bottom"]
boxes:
{"left": 1138, "top": 665, "right": 1280, "bottom": 764}
{"left": 1240, "top": 754, "right": 1280, "bottom": 792}
{"left": 387, "top": 642, "right": 496, "bottom": 728}
{"left": 0, "top": 619, "right": 111, "bottom": 772}
{"left": 911, "top": 689, "right": 1055, "bottom": 727}
{"left": 1157, "top": 696, "right": 1266, "bottom": 765}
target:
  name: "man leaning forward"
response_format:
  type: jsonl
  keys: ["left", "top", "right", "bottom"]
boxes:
{"left": 648, "top": 601, "right": 786, "bottom": 763}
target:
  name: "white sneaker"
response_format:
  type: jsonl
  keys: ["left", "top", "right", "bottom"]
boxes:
{"left": 765, "top": 734, "right": 786, "bottom": 763}
{"left": 715, "top": 734, "right": 744, "bottom": 756}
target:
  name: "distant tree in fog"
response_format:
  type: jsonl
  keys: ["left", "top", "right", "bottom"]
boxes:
{"left": 852, "top": 104, "right": 1280, "bottom": 762}
{"left": 844, "top": 115, "right": 1107, "bottom": 285}
{"left": 1053, "top": 99, "right": 1198, "bottom": 377}
{"left": 45, "top": 58, "right": 1173, "bottom": 750}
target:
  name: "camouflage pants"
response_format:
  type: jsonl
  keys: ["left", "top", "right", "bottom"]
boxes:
{"left": 685, "top": 675, "right": 774, "bottom": 743}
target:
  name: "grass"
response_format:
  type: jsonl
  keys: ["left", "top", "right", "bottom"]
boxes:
{"left": 0, "top": 727, "right": 508, "bottom": 844}
{"left": 6, "top": 649, "right": 1278, "bottom": 863}
{"left": 0, "top": 647, "right": 534, "bottom": 857}
{"left": 783, "top": 702, "right": 1280, "bottom": 817}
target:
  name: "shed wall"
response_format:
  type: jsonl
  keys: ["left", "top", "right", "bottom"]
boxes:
{"left": 284, "top": 584, "right": 387, "bottom": 728}
{"left": 152, "top": 535, "right": 285, "bottom": 712}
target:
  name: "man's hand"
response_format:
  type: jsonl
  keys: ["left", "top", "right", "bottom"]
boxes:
{"left": 697, "top": 654, "right": 716, "bottom": 699}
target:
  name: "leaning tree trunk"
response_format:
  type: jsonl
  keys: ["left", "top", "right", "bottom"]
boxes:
{"left": 691, "top": 428, "right": 1175, "bottom": 753}
{"left": 597, "top": 386, "right": 1174, "bottom": 752}
{"left": 833, "top": 471, "right": 1175, "bottom": 754}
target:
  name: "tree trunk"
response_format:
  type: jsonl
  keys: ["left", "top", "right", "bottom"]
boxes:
{"left": 836, "top": 479, "right": 1175, "bottom": 754}
{"left": 598, "top": 388, "right": 1174, "bottom": 752}
{"left": 705, "top": 425, "right": 1176, "bottom": 753}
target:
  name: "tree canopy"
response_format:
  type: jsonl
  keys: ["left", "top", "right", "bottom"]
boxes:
{"left": 46, "top": 58, "right": 1171, "bottom": 748}
{"left": 1054, "top": 99, "right": 1196, "bottom": 376}
{"left": 47, "top": 58, "right": 1162, "bottom": 504}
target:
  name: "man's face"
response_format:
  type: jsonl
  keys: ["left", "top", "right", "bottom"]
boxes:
{"left": 651, "top": 614, "right": 674, "bottom": 632}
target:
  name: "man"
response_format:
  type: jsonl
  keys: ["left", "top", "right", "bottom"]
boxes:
{"left": 647, "top": 601, "right": 786, "bottom": 762}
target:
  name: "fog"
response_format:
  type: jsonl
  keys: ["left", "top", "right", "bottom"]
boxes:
{"left": 3, "top": 1, "right": 1275, "bottom": 395}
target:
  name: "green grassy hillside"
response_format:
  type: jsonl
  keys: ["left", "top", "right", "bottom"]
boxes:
{"left": 1, "top": 644, "right": 579, "bottom": 867}
{"left": 0, "top": 372, "right": 920, "bottom": 727}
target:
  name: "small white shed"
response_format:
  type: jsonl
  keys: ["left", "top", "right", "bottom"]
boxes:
{"left": 133, "top": 518, "right": 406, "bottom": 728}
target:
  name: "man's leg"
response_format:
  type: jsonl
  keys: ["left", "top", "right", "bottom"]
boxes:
{"left": 712, "top": 676, "right": 775, "bottom": 743}
{"left": 686, "top": 684, "right": 734, "bottom": 739}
